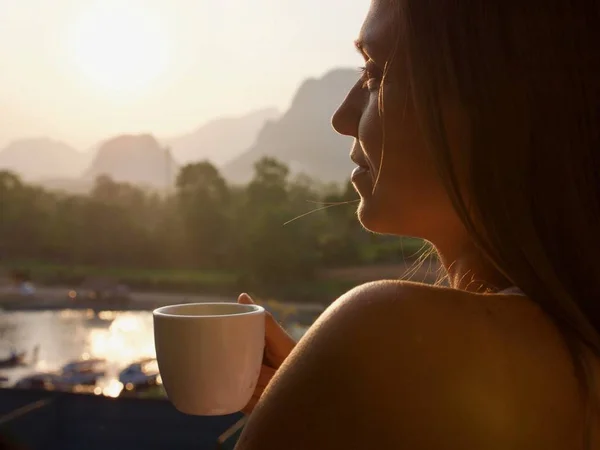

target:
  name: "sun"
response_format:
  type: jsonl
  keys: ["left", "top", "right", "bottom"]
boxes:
{"left": 69, "top": 1, "right": 170, "bottom": 94}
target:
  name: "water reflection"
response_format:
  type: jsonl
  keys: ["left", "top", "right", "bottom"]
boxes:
{"left": 0, "top": 309, "right": 155, "bottom": 396}
{"left": 1, "top": 307, "right": 312, "bottom": 398}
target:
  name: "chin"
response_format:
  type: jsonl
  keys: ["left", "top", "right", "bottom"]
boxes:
{"left": 353, "top": 173, "right": 398, "bottom": 235}
{"left": 356, "top": 197, "right": 396, "bottom": 235}
{"left": 357, "top": 194, "right": 425, "bottom": 238}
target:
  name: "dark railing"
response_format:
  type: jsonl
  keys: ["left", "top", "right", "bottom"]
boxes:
{"left": 0, "top": 388, "right": 242, "bottom": 450}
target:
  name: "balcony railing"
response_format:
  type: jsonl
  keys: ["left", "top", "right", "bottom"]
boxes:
{"left": 0, "top": 388, "right": 243, "bottom": 450}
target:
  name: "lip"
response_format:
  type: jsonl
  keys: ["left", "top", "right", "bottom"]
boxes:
{"left": 351, "top": 165, "right": 370, "bottom": 182}
{"left": 350, "top": 153, "right": 370, "bottom": 170}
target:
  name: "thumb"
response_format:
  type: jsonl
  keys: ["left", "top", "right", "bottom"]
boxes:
{"left": 238, "top": 293, "right": 255, "bottom": 304}
{"left": 237, "top": 293, "right": 295, "bottom": 366}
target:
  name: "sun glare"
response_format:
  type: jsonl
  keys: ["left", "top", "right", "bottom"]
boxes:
{"left": 69, "top": 1, "right": 169, "bottom": 94}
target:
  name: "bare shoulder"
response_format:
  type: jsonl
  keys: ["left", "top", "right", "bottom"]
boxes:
{"left": 237, "top": 281, "right": 584, "bottom": 450}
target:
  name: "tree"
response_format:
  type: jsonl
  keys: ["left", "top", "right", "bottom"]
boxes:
{"left": 176, "top": 161, "right": 232, "bottom": 268}
{"left": 318, "top": 180, "right": 365, "bottom": 265}
{"left": 0, "top": 158, "right": 425, "bottom": 294}
{"left": 0, "top": 171, "right": 55, "bottom": 260}
{"left": 246, "top": 157, "right": 290, "bottom": 206}
{"left": 238, "top": 158, "right": 321, "bottom": 286}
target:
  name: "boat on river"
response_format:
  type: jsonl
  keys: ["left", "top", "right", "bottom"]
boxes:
{"left": 119, "top": 358, "right": 160, "bottom": 390}
{"left": 14, "top": 372, "right": 59, "bottom": 390}
{"left": 0, "top": 351, "right": 26, "bottom": 369}
{"left": 0, "top": 345, "right": 40, "bottom": 369}
{"left": 54, "top": 358, "right": 107, "bottom": 389}
{"left": 16, "top": 358, "right": 108, "bottom": 392}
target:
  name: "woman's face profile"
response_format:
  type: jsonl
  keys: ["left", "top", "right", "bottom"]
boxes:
{"left": 332, "top": 0, "right": 465, "bottom": 246}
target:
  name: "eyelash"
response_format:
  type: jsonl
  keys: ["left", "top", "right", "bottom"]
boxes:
{"left": 358, "top": 65, "right": 381, "bottom": 91}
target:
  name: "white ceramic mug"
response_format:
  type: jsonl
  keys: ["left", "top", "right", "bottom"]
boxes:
{"left": 153, "top": 302, "right": 265, "bottom": 416}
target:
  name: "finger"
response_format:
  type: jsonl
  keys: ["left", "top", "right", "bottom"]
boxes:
{"left": 238, "top": 294, "right": 280, "bottom": 336}
{"left": 257, "top": 365, "right": 277, "bottom": 387}
{"left": 241, "top": 397, "right": 258, "bottom": 416}
{"left": 264, "top": 323, "right": 296, "bottom": 368}
{"left": 244, "top": 379, "right": 272, "bottom": 416}
{"left": 238, "top": 294, "right": 295, "bottom": 364}
{"left": 252, "top": 366, "right": 277, "bottom": 397}
{"left": 238, "top": 293, "right": 296, "bottom": 367}
{"left": 260, "top": 364, "right": 277, "bottom": 377}
{"left": 238, "top": 293, "right": 254, "bottom": 304}
{"left": 243, "top": 372, "right": 274, "bottom": 416}
{"left": 239, "top": 293, "right": 284, "bottom": 338}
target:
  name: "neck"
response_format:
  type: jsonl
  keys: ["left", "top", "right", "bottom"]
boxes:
{"left": 434, "top": 240, "right": 511, "bottom": 293}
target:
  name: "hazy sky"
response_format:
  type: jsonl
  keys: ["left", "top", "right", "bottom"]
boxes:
{"left": 0, "top": 0, "right": 369, "bottom": 150}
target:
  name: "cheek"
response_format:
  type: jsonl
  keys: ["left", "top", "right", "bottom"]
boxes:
{"left": 357, "top": 104, "right": 452, "bottom": 236}
{"left": 358, "top": 95, "right": 383, "bottom": 171}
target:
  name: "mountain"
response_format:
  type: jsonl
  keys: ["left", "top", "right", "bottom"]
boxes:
{"left": 84, "top": 134, "right": 178, "bottom": 188}
{"left": 0, "top": 138, "right": 88, "bottom": 181}
{"left": 222, "top": 69, "right": 357, "bottom": 183}
{"left": 165, "top": 108, "right": 279, "bottom": 166}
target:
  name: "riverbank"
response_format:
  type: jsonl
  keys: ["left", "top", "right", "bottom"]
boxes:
{"left": 1, "top": 262, "right": 238, "bottom": 295}
{"left": 0, "top": 285, "right": 326, "bottom": 316}
{"left": 1, "top": 261, "right": 439, "bottom": 303}
{"left": 0, "top": 260, "right": 442, "bottom": 315}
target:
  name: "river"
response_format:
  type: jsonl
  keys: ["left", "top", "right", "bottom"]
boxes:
{"left": 0, "top": 308, "right": 311, "bottom": 398}
{"left": 0, "top": 310, "right": 156, "bottom": 396}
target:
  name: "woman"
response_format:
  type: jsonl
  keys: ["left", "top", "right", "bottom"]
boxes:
{"left": 236, "top": 0, "right": 600, "bottom": 448}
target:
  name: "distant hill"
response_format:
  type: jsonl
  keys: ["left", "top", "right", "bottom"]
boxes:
{"left": 1, "top": 69, "right": 358, "bottom": 187}
{"left": 0, "top": 138, "right": 88, "bottom": 181}
{"left": 165, "top": 108, "right": 279, "bottom": 166}
{"left": 85, "top": 134, "right": 178, "bottom": 188}
{"left": 222, "top": 69, "right": 356, "bottom": 183}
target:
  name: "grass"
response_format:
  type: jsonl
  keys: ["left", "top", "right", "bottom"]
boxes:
{"left": 0, "top": 261, "right": 353, "bottom": 301}
{"left": 0, "top": 260, "right": 421, "bottom": 302}
{"left": 261, "top": 279, "right": 357, "bottom": 304}
{"left": 1, "top": 261, "right": 238, "bottom": 294}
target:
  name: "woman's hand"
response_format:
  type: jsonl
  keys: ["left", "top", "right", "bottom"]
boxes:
{"left": 238, "top": 293, "right": 296, "bottom": 415}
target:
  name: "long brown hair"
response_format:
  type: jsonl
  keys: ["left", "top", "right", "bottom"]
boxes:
{"left": 388, "top": 0, "right": 600, "bottom": 443}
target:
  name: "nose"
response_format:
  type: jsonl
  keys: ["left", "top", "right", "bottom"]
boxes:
{"left": 331, "top": 82, "right": 363, "bottom": 138}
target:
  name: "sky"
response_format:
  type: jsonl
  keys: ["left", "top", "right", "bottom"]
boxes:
{"left": 0, "top": 0, "right": 369, "bottom": 150}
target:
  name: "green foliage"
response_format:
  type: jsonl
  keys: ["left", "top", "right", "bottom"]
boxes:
{"left": 2, "top": 261, "right": 235, "bottom": 293}
{"left": 237, "top": 159, "right": 322, "bottom": 287}
{"left": 176, "top": 161, "right": 232, "bottom": 267}
{"left": 0, "top": 159, "right": 426, "bottom": 290}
